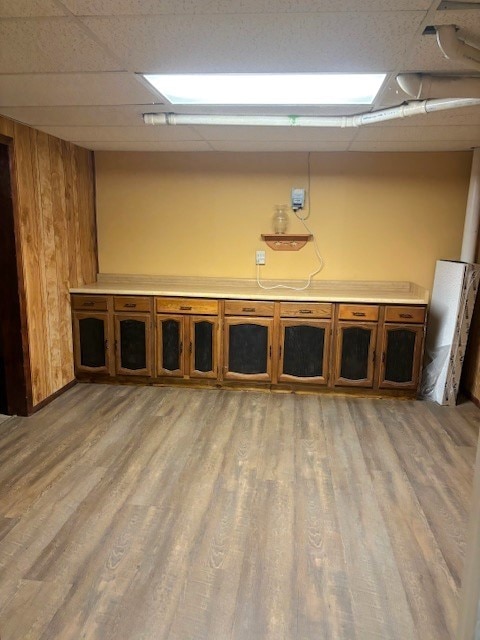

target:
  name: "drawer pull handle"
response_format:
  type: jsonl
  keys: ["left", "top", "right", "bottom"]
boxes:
{"left": 180, "top": 306, "right": 192, "bottom": 311}
{"left": 124, "top": 303, "right": 136, "bottom": 308}
{"left": 242, "top": 307, "right": 255, "bottom": 312}
{"left": 399, "top": 313, "right": 413, "bottom": 319}
{"left": 83, "top": 301, "right": 95, "bottom": 306}
{"left": 352, "top": 311, "right": 366, "bottom": 317}
{"left": 299, "top": 309, "right": 313, "bottom": 314}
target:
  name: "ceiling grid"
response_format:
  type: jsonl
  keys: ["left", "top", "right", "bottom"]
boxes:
{"left": 0, "top": 0, "right": 478, "bottom": 151}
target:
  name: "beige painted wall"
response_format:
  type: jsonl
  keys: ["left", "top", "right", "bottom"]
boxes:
{"left": 95, "top": 151, "right": 472, "bottom": 291}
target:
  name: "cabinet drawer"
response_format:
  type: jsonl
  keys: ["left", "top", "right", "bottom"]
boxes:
{"left": 72, "top": 295, "right": 108, "bottom": 312}
{"left": 385, "top": 306, "right": 426, "bottom": 324}
{"left": 114, "top": 296, "right": 152, "bottom": 312}
{"left": 224, "top": 300, "right": 274, "bottom": 317}
{"left": 338, "top": 304, "right": 379, "bottom": 321}
{"left": 280, "top": 302, "right": 332, "bottom": 318}
{"left": 156, "top": 297, "right": 218, "bottom": 315}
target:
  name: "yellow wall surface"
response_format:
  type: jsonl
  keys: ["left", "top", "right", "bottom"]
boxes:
{"left": 95, "top": 151, "right": 472, "bottom": 291}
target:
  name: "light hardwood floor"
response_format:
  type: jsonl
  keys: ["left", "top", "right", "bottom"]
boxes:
{"left": 0, "top": 383, "right": 478, "bottom": 640}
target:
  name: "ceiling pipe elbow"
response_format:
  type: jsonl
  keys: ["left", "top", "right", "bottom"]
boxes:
{"left": 397, "top": 73, "right": 480, "bottom": 99}
{"left": 436, "top": 25, "right": 480, "bottom": 70}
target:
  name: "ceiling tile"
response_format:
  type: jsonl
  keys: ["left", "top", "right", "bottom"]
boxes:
{"left": 192, "top": 125, "right": 355, "bottom": 142}
{"left": 406, "top": 10, "right": 480, "bottom": 72}
{"left": 209, "top": 140, "right": 350, "bottom": 151}
{"left": 0, "top": 104, "right": 162, "bottom": 126}
{"left": 62, "top": 0, "right": 432, "bottom": 15}
{"left": 81, "top": 12, "right": 424, "bottom": 73}
{"left": 0, "top": 0, "right": 67, "bottom": 16}
{"left": 0, "top": 73, "right": 158, "bottom": 106}
{"left": 350, "top": 139, "right": 477, "bottom": 151}
{"left": 34, "top": 124, "right": 203, "bottom": 141}
{"left": 82, "top": 140, "right": 212, "bottom": 150}
{"left": 354, "top": 124, "right": 480, "bottom": 141}
{"left": 0, "top": 18, "right": 123, "bottom": 72}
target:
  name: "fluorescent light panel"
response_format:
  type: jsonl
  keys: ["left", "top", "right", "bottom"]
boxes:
{"left": 143, "top": 73, "right": 386, "bottom": 105}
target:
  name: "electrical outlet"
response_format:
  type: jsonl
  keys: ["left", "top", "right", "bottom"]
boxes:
{"left": 256, "top": 250, "right": 266, "bottom": 265}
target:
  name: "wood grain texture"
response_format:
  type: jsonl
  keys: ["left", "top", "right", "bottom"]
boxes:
{"left": 0, "top": 114, "right": 97, "bottom": 410}
{"left": 0, "top": 384, "right": 476, "bottom": 640}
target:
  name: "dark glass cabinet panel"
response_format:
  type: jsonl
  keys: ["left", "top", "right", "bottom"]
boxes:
{"left": 79, "top": 317, "right": 106, "bottom": 368}
{"left": 283, "top": 324, "right": 325, "bottom": 378}
{"left": 380, "top": 325, "right": 423, "bottom": 388}
{"left": 119, "top": 319, "right": 146, "bottom": 371}
{"left": 228, "top": 323, "right": 269, "bottom": 375}
{"left": 161, "top": 318, "right": 182, "bottom": 373}
{"left": 336, "top": 323, "right": 376, "bottom": 387}
{"left": 193, "top": 321, "right": 214, "bottom": 373}
{"left": 384, "top": 329, "right": 415, "bottom": 383}
{"left": 340, "top": 326, "right": 372, "bottom": 380}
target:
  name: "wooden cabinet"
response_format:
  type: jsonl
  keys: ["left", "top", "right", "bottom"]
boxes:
{"left": 72, "top": 295, "right": 112, "bottom": 375}
{"left": 73, "top": 310, "right": 112, "bottom": 375}
{"left": 378, "top": 306, "right": 425, "bottom": 389}
{"left": 224, "top": 317, "right": 273, "bottom": 381}
{"left": 334, "top": 305, "right": 379, "bottom": 388}
{"left": 73, "top": 293, "right": 427, "bottom": 396}
{"left": 113, "top": 296, "right": 153, "bottom": 377}
{"left": 223, "top": 301, "right": 274, "bottom": 381}
{"left": 73, "top": 295, "right": 153, "bottom": 377}
{"left": 277, "top": 302, "right": 332, "bottom": 384}
{"left": 155, "top": 299, "right": 219, "bottom": 379}
{"left": 114, "top": 313, "right": 153, "bottom": 376}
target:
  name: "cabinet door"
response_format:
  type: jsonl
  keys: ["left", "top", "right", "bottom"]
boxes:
{"left": 188, "top": 316, "right": 218, "bottom": 379}
{"left": 114, "top": 313, "right": 152, "bottom": 376}
{"left": 278, "top": 319, "right": 331, "bottom": 384}
{"left": 224, "top": 317, "right": 273, "bottom": 381}
{"left": 156, "top": 315, "right": 185, "bottom": 377}
{"left": 379, "top": 323, "right": 424, "bottom": 389}
{"left": 334, "top": 322, "right": 377, "bottom": 387}
{"left": 73, "top": 312, "right": 111, "bottom": 375}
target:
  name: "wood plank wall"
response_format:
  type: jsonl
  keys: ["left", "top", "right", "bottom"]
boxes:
{"left": 0, "top": 115, "right": 97, "bottom": 410}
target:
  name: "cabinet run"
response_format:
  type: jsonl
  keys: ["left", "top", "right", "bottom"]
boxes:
{"left": 71, "top": 294, "right": 427, "bottom": 396}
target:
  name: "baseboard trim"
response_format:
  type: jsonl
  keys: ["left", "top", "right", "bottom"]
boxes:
{"left": 29, "top": 379, "right": 77, "bottom": 415}
{"left": 463, "top": 389, "right": 480, "bottom": 410}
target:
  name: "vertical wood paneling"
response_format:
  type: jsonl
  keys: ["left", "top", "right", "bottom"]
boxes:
{"left": 49, "top": 136, "right": 75, "bottom": 386}
{"left": 0, "top": 114, "right": 97, "bottom": 410}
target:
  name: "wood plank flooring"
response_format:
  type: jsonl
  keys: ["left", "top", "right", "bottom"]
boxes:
{"left": 0, "top": 383, "right": 477, "bottom": 640}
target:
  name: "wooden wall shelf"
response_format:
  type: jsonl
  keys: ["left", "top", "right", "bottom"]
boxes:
{"left": 261, "top": 234, "right": 312, "bottom": 251}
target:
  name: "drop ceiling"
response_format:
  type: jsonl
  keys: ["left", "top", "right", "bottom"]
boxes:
{"left": 0, "top": 0, "right": 479, "bottom": 152}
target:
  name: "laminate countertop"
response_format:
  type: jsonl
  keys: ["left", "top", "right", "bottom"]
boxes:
{"left": 70, "top": 274, "right": 429, "bottom": 305}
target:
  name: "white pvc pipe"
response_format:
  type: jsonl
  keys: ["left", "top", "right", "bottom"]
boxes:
{"left": 143, "top": 99, "right": 480, "bottom": 127}
{"left": 397, "top": 73, "right": 480, "bottom": 99}
{"left": 437, "top": 25, "right": 480, "bottom": 71}
{"left": 461, "top": 148, "right": 480, "bottom": 263}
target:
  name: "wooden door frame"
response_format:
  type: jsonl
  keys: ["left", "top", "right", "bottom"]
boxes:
{"left": 0, "top": 136, "right": 32, "bottom": 415}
